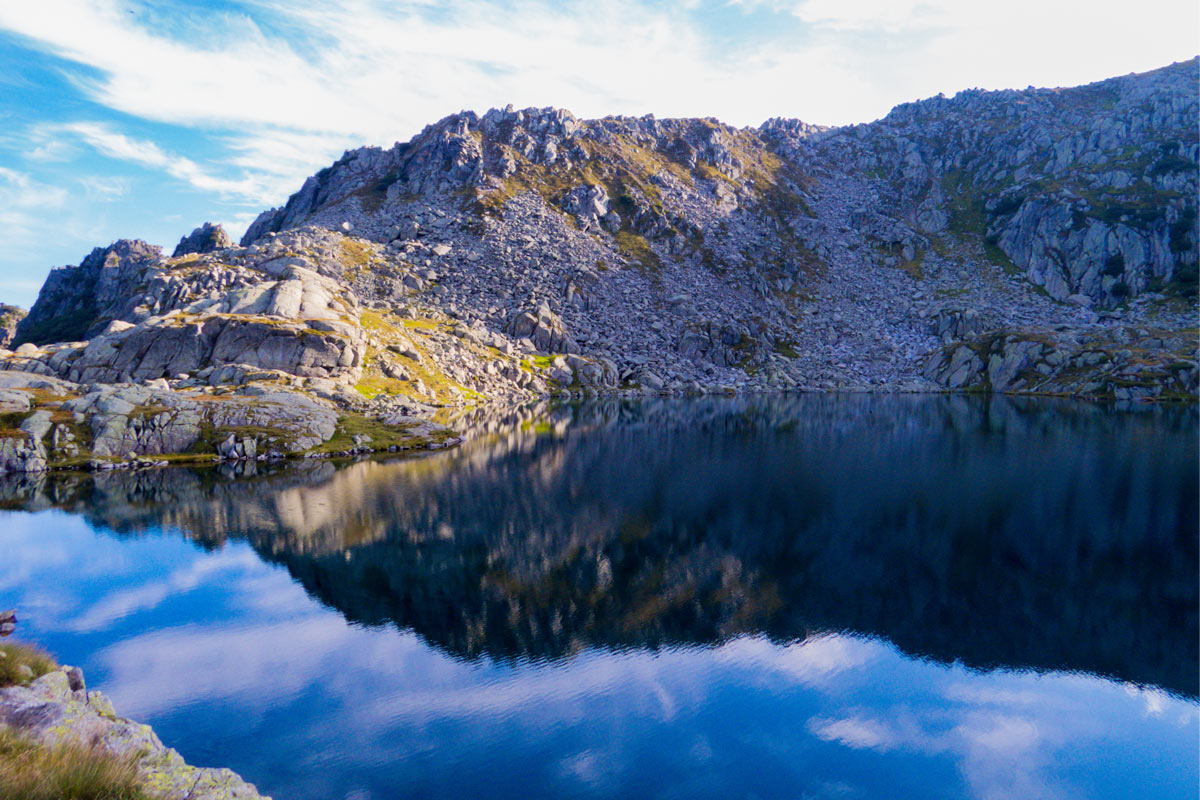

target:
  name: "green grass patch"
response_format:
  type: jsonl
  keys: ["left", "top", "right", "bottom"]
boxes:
{"left": 339, "top": 239, "right": 375, "bottom": 282}
{"left": 0, "top": 641, "right": 57, "bottom": 687}
{"left": 359, "top": 310, "right": 404, "bottom": 334}
{"left": 772, "top": 340, "right": 800, "bottom": 359}
{"left": 354, "top": 374, "right": 410, "bottom": 400}
{"left": 613, "top": 230, "right": 662, "bottom": 274}
{"left": 304, "top": 414, "right": 456, "bottom": 455}
{"left": 0, "top": 725, "right": 149, "bottom": 800}
{"left": 524, "top": 354, "right": 558, "bottom": 371}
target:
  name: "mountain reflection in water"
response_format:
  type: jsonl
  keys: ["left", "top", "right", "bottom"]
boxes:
{"left": 5, "top": 394, "right": 1196, "bottom": 697}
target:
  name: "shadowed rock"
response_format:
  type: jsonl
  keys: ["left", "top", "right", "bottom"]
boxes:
{"left": 173, "top": 222, "right": 234, "bottom": 257}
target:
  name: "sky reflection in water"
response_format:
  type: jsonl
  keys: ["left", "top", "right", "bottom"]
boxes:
{"left": 0, "top": 395, "right": 1196, "bottom": 800}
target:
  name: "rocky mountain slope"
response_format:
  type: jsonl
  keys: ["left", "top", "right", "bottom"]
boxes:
{"left": 0, "top": 59, "right": 1194, "bottom": 472}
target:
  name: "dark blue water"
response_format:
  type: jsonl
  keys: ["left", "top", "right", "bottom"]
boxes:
{"left": 1, "top": 395, "right": 1196, "bottom": 800}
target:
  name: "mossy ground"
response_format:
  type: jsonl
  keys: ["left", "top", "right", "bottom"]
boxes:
{"left": 612, "top": 230, "right": 662, "bottom": 274}
{"left": 339, "top": 239, "right": 377, "bottom": 282}
{"left": 357, "top": 311, "right": 487, "bottom": 404}
{"left": 471, "top": 124, "right": 820, "bottom": 283}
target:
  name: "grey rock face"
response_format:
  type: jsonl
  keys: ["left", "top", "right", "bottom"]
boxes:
{"left": 0, "top": 434, "right": 47, "bottom": 474}
{"left": 507, "top": 301, "right": 578, "bottom": 354}
{"left": 173, "top": 222, "right": 234, "bottom": 257}
{"left": 2, "top": 237, "right": 367, "bottom": 387}
{"left": 923, "top": 328, "right": 1198, "bottom": 399}
{"left": 765, "top": 59, "right": 1198, "bottom": 307}
{"left": 59, "top": 384, "right": 340, "bottom": 458}
{"left": 13, "top": 239, "right": 163, "bottom": 346}
{"left": 0, "top": 305, "right": 26, "bottom": 348}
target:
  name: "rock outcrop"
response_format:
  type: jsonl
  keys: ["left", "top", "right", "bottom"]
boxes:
{"left": 766, "top": 60, "right": 1198, "bottom": 308}
{"left": 0, "top": 305, "right": 25, "bottom": 348}
{"left": 0, "top": 665, "right": 268, "bottom": 799}
{"left": 922, "top": 326, "right": 1198, "bottom": 400}
{"left": 13, "top": 239, "right": 163, "bottom": 347}
{"left": 173, "top": 222, "right": 234, "bottom": 257}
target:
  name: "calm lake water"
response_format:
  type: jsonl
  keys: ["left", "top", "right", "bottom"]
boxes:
{"left": 1, "top": 395, "right": 1196, "bottom": 800}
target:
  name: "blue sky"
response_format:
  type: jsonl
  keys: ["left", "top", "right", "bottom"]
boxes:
{"left": 0, "top": 0, "right": 1196, "bottom": 308}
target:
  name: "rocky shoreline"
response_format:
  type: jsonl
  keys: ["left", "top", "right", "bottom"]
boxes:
{"left": 0, "top": 659, "right": 268, "bottom": 799}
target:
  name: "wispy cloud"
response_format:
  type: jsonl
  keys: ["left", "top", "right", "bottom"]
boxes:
{"left": 66, "top": 547, "right": 263, "bottom": 632}
{"left": 728, "top": 0, "right": 948, "bottom": 32}
{"left": 0, "top": 166, "right": 67, "bottom": 212}
{"left": 0, "top": 0, "right": 1194, "bottom": 307}
{"left": 0, "top": 167, "right": 69, "bottom": 243}
{"left": 60, "top": 122, "right": 265, "bottom": 200}
{"left": 5, "top": 0, "right": 1190, "bottom": 136}
{"left": 3, "top": 0, "right": 1197, "bottom": 202}
{"left": 77, "top": 175, "right": 130, "bottom": 201}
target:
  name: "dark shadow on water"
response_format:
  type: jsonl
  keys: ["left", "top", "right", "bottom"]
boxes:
{"left": 4, "top": 394, "right": 1196, "bottom": 697}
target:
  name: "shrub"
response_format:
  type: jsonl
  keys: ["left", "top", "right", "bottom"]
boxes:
{"left": 1102, "top": 253, "right": 1125, "bottom": 277}
{"left": 1169, "top": 210, "right": 1196, "bottom": 254}
{"left": 990, "top": 193, "right": 1026, "bottom": 217}
{"left": 1148, "top": 154, "right": 1194, "bottom": 177}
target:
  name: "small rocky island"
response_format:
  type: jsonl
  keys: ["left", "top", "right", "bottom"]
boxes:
{"left": 0, "top": 59, "right": 1194, "bottom": 476}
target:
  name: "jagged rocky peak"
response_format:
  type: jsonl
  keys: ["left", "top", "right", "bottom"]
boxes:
{"left": 757, "top": 117, "right": 827, "bottom": 139}
{"left": 13, "top": 239, "right": 163, "bottom": 347}
{"left": 240, "top": 101, "right": 797, "bottom": 247}
{"left": 173, "top": 222, "right": 233, "bottom": 257}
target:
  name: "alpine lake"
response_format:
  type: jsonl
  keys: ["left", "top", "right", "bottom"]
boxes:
{"left": 2, "top": 394, "right": 1196, "bottom": 800}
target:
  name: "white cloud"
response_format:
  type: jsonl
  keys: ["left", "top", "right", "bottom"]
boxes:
{"left": 60, "top": 122, "right": 265, "bottom": 200}
{"left": 27, "top": 138, "right": 78, "bottom": 162}
{"left": 0, "top": 167, "right": 69, "bottom": 243}
{"left": 732, "top": 0, "right": 949, "bottom": 32}
{"left": 0, "top": 166, "right": 68, "bottom": 211}
{"left": 3, "top": 0, "right": 1193, "bottom": 138}
{"left": 809, "top": 714, "right": 903, "bottom": 750}
{"left": 1124, "top": 683, "right": 1171, "bottom": 718}
{"left": 808, "top": 708, "right": 1064, "bottom": 799}
{"left": 716, "top": 632, "right": 881, "bottom": 688}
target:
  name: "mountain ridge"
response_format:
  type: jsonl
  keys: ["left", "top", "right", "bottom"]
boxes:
{"left": 0, "top": 59, "right": 1194, "bottom": 473}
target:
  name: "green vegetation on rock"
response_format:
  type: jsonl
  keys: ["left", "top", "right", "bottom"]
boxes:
{"left": 0, "top": 641, "right": 57, "bottom": 687}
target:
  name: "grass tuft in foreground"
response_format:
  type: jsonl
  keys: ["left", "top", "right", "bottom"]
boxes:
{"left": 0, "top": 726, "right": 149, "bottom": 800}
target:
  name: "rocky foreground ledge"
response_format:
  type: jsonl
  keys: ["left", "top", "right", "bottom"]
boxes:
{"left": 0, "top": 664, "right": 268, "bottom": 799}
